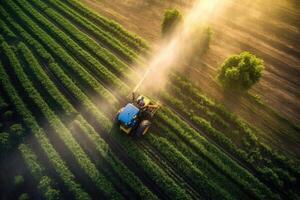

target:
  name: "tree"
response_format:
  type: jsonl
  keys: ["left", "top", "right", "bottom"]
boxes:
{"left": 218, "top": 52, "right": 264, "bottom": 91}
{"left": 161, "top": 8, "right": 182, "bottom": 34}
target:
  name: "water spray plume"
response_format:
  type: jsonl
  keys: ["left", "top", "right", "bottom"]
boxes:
{"left": 133, "top": 0, "right": 227, "bottom": 94}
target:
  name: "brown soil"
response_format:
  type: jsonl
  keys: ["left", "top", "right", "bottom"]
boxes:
{"left": 80, "top": 0, "right": 300, "bottom": 157}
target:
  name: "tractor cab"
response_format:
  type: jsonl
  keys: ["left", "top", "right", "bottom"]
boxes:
{"left": 117, "top": 94, "right": 160, "bottom": 137}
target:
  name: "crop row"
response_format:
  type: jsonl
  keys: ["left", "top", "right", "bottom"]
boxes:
{"left": 18, "top": 143, "right": 61, "bottom": 200}
{"left": 0, "top": 58, "right": 90, "bottom": 200}
{"left": 28, "top": 0, "right": 288, "bottom": 197}
{"left": 62, "top": 0, "right": 147, "bottom": 52}
{"left": 35, "top": 0, "right": 300, "bottom": 197}
{"left": 2, "top": 0, "right": 284, "bottom": 198}
{"left": 157, "top": 108, "right": 278, "bottom": 199}
{"left": 0, "top": 8, "right": 110, "bottom": 131}
{"left": 152, "top": 121, "right": 246, "bottom": 199}
{"left": 0, "top": 38, "right": 122, "bottom": 199}
{"left": 1, "top": 7, "right": 193, "bottom": 198}
{"left": 17, "top": 1, "right": 282, "bottom": 198}
{"left": 47, "top": 0, "right": 138, "bottom": 63}
{"left": 27, "top": 3, "right": 280, "bottom": 195}
{"left": 17, "top": 41, "right": 158, "bottom": 199}
{"left": 3, "top": 0, "right": 120, "bottom": 104}
{"left": 14, "top": 0, "right": 127, "bottom": 95}
{"left": 167, "top": 83, "right": 229, "bottom": 129}
{"left": 145, "top": 133, "right": 232, "bottom": 200}
{"left": 21, "top": 5, "right": 248, "bottom": 195}
{"left": 29, "top": 0, "right": 136, "bottom": 82}
{"left": 162, "top": 92, "right": 246, "bottom": 160}
{"left": 170, "top": 74, "right": 299, "bottom": 196}
{"left": 0, "top": 19, "right": 16, "bottom": 41}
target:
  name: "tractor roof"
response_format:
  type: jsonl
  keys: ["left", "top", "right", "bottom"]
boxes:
{"left": 118, "top": 103, "right": 139, "bottom": 125}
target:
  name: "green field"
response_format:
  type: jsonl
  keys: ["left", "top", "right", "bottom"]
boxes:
{"left": 0, "top": 0, "right": 299, "bottom": 199}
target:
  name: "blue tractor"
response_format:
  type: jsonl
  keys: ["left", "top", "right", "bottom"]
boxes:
{"left": 116, "top": 93, "right": 160, "bottom": 137}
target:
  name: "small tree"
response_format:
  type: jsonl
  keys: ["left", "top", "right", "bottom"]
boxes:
{"left": 218, "top": 52, "right": 264, "bottom": 91}
{"left": 161, "top": 8, "right": 182, "bottom": 34}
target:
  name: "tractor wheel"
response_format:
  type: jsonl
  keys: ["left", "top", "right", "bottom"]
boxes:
{"left": 135, "top": 120, "right": 151, "bottom": 137}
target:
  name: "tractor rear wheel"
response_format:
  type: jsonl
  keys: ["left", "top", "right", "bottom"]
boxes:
{"left": 135, "top": 120, "right": 151, "bottom": 137}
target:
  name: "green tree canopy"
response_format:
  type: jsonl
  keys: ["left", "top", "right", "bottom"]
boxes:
{"left": 218, "top": 52, "right": 264, "bottom": 91}
{"left": 161, "top": 8, "right": 182, "bottom": 34}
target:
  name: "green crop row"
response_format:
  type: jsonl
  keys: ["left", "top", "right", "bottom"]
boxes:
{"left": 146, "top": 134, "right": 232, "bottom": 200}
{"left": 62, "top": 0, "right": 147, "bottom": 52}
{"left": 28, "top": 0, "right": 290, "bottom": 197}
{"left": 170, "top": 74, "right": 299, "bottom": 196}
{"left": 17, "top": 41, "right": 158, "bottom": 199}
{"left": 44, "top": 56, "right": 189, "bottom": 199}
{"left": 17, "top": 43, "right": 77, "bottom": 117}
{"left": 0, "top": 37, "right": 122, "bottom": 200}
{"left": 0, "top": 8, "right": 113, "bottom": 132}
{"left": 19, "top": 1, "right": 282, "bottom": 198}
{"left": 0, "top": 18, "right": 16, "bottom": 41}
{"left": 2, "top": 0, "right": 288, "bottom": 198}
{"left": 0, "top": 59, "right": 90, "bottom": 200}
{"left": 4, "top": 8, "right": 190, "bottom": 197}
{"left": 157, "top": 108, "right": 279, "bottom": 199}
{"left": 14, "top": 0, "right": 127, "bottom": 95}
{"left": 153, "top": 121, "right": 247, "bottom": 199}
{"left": 46, "top": 0, "right": 138, "bottom": 63}
{"left": 162, "top": 92, "right": 246, "bottom": 159}
{"left": 167, "top": 83, "right": 229, "bottom": 129}
{"left": 1, "top": 2, "right": 194, "bottom": 199}
{"left": 19, "top": 143, "right": 61, "bottom": 200}
{"left": 74, "top": 120, "right": 159, "bottom": 200}
{"left": 3, "top": 0, "right": 120, "bottom": 103}
{"left": 29, "top": 0, "right": 137, "bottom": 82}
{"left": 165, "top": 86, "right": 297, "bottom": 188}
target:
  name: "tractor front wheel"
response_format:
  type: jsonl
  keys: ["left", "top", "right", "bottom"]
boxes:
{"left": 135, "top": 120, "right": 151, "bottom": 137}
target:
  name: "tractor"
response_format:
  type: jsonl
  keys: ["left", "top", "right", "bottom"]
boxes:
{"left": 116, "top": 93, "right": 160, "bottom": 137}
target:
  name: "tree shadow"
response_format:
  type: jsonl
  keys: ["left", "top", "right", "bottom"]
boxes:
{"left": 219, "top": 87, "right": 244, "bottom": 112}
